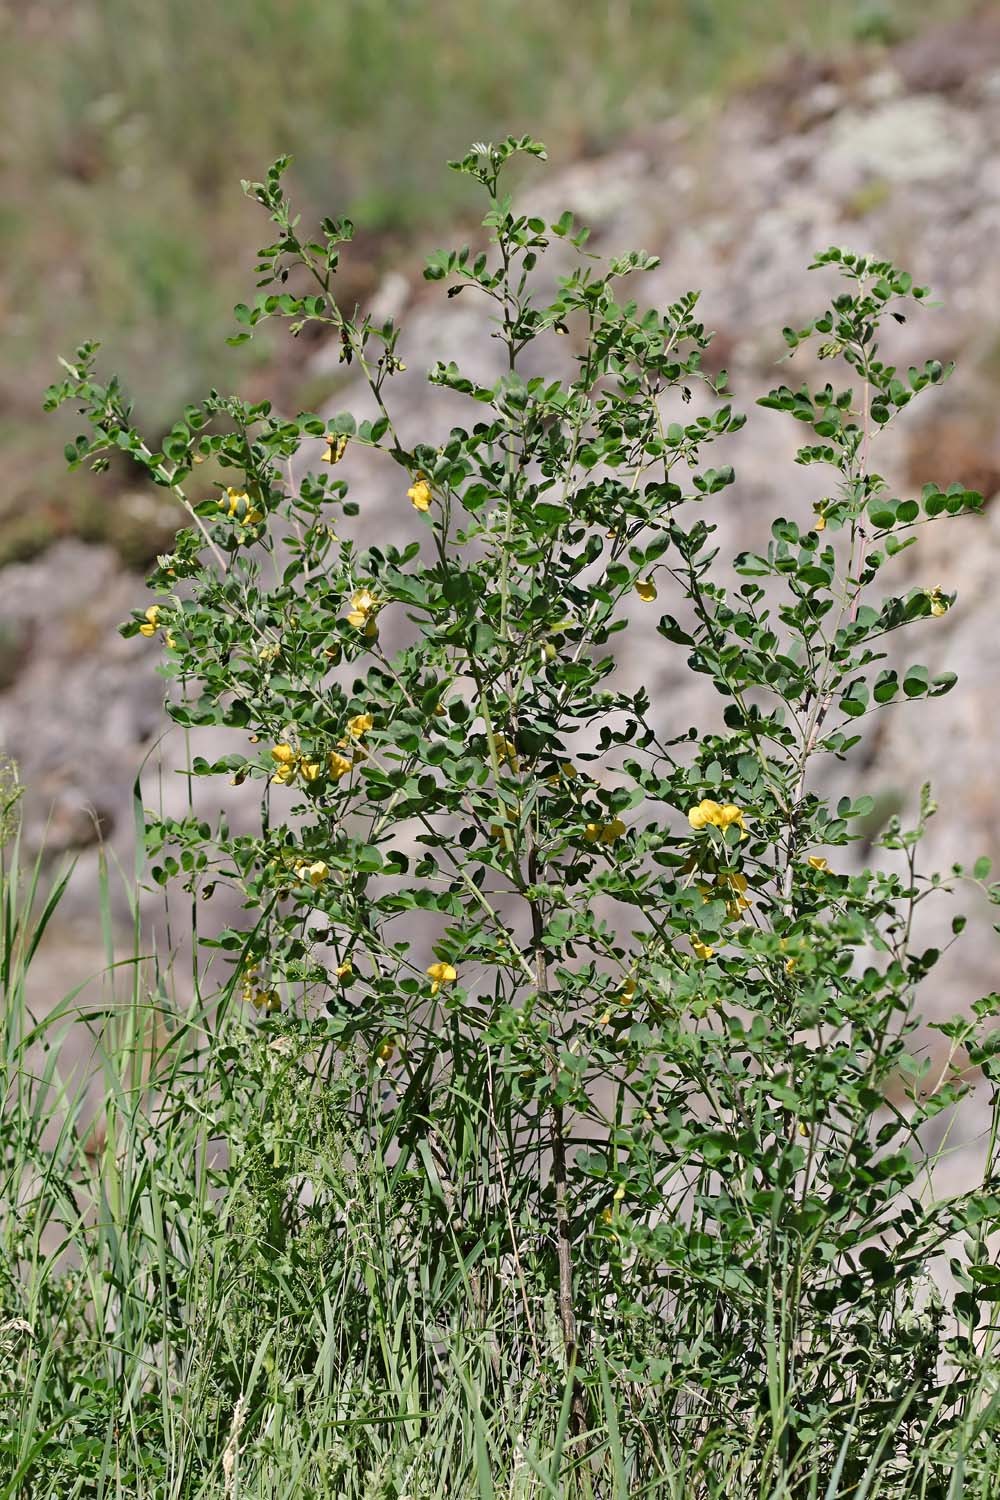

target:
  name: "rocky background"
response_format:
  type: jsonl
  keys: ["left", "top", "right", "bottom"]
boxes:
{"left": 3, "top": 15, "right": 999, "bottom": 1177}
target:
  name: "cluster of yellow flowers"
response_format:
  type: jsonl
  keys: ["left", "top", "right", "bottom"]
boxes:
{"left": 271, "top": 713, "right": 373, "bottom": 789}
{"left": 584, "top": 817, "right": 627, "bottom": 845}
{"left": 685, "top": 801, "right": 751, "bottom": 960}
{"left": 138, "top": 604, "right": 177, "bottom": 649}
{"left": 271, "top": 743, "right": 320, "bottom": 786}
{"left": 687, "top": 799, "right": 747, "bottom": 837}
{"left": 218, "top": 487, "right": 263, "bottom": 525}
{"left": 698, "top": 869, "right": 751, "bottom": 922}
{"left": 241, "top": 967, "right": 281, "bottom": 1014}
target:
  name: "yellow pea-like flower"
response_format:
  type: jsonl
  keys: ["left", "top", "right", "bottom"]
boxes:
{"left": 336, "top": 959, "right": 353, "bottom": 980}
{"left": 300, "top": 759, "right": 322, "bottom": 783}
{"left": 634, "top": 577, "right": 658, "bottom": 603}
{"left": 687, "top": 799, "right": 721, "bottom": 830}
{"left": 687, "top": 798, "right": 747, "bottom": 837}
{"left": 491, "top": 736, "right": 518, "bottom": 770}
{"left": 139, "top": 605, "right": 161, "bottom": 638}
{"left": 807, "top": 855, "right": 829, "bottom": 871}
{"left": 717, "top": 804, "right": 747, "bottom": 834}
{"left": 427, "top": 961, "right": 458, "bottom": 995}
{"left": 249, "top": 988, "right": 281, "bottom": 1014}
{"left": 346, "top": 713, "right": 374, "bottom": 738}
{"left": 328, "top": 750, "right": 353, "bottom": 780}
{"left": 346, "top": 588, "right": 377, "bottom": 630}
{"left": 323, "top": 434, "right": 348, "bottom": 465}
{"left": 691, "top": 937, "right": 715, "bottom": 961}
{"left": 407, "top": 477, "right": 432, "bottom": 512}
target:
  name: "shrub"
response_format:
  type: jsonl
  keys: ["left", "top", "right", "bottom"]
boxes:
{"left": 42, "top": 137, "right": 1000, "bottom": 1495}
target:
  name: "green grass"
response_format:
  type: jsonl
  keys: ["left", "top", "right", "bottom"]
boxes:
{"left": 3, "top": 0, "right": 974, "bottom": 565}
{"left": 1, "top": 809, "right": 999, "bottom": 1495}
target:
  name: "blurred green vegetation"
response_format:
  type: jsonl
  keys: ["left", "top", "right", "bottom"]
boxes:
{"left": 2, "top": 0, "right": 971, "bottom": 565}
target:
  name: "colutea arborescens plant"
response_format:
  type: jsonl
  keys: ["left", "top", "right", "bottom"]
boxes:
{"left": 47, "top": 137, "right": 1000, "bottom": 1490}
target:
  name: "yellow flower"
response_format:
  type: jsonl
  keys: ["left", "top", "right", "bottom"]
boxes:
{"left": 220, "top": 487, "right": 250, "bottom": 519}
{"left": 376, "top": 1040, "right": 395, "bottom": 1062}
{"left": 302, "top": 860, "right": 328, "bottom": 887}
{"left": 635, "top": 577, "right": 658, "bottom": 603}
{"left": 323, "top": 434, "right": 348, "bottom": 465}
{"left": 346, "top": 588, "right": 377, "bottom": 630}
{"left": 927, "top": 587, "right": 948, "bottom": 617}
{"left": 336, "top": 959, "right": 353, "bottom": 980}
{"left": 249, "top": 988, "right": 281, "bottom": 1014}
{"left": 600, "top": 1207, "right": 614, "bottom": 1225}
{"left": 346, "top": 713, "right": 374, "bottom": 739}
{"left": 139, "top": 605, "right": 161, "bottom": 638}
{"left": 491, "top": 736, "right": 518, "bottom": 770}
{"left": 300, "top": 758, "right": 322, "bottom": 783}
{"left": 432, "top": 702, "right": 447, "bottom": 718}
{"left": 691, "top": 937, "right": 715, "bottom": 961}
{"left": 687, "top": 798, "right": 722, "bottom": 830}
{"left": 620, "top": 977, "right": 637, "bottom": 1003}
{"left": 584, "top": 817, "right": 625, "bottom": 845}
{"left": 328, "top": 750, "right": 353, "bottom": 780}
{"left": 270, "top": 743, "right": 299, "bottom": 783}
{"left": 427, "top": 961, "right": 458, "bottom": 995}
{"left": 807, "top": 855, "right": 829, "bottom": 872}
{"left": 407, "top": 477, "right": 432, "bottom": 512}
{"left": 718, "top": 804, "right": 747, "bottom": 835}
{"left": 687, "top": 799, "right": 747, "bottom": 837}
{"left": 813, "top": 502, "right": 827, "bottom": 532}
